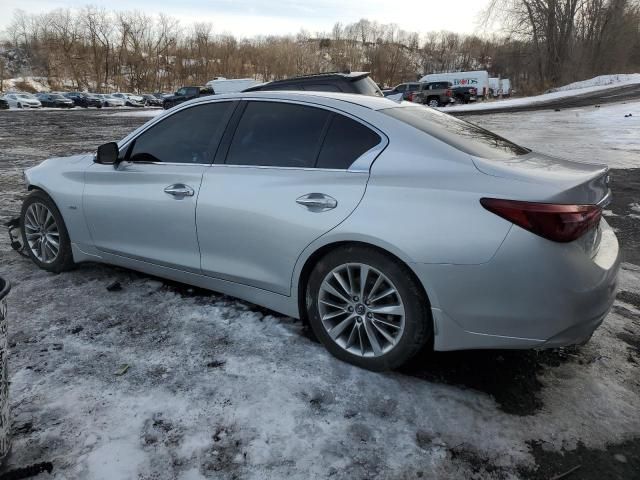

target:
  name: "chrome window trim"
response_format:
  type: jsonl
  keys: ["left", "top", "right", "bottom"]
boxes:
{"left": 117, "top": 96, "right": 389, "bottom": 172}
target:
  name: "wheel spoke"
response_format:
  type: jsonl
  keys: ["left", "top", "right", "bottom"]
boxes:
{"left": 345, "top": 323, "right": 359, "bottom": 349}
{"left": 369, "top": 287, "right": 395, "bottom": 303}
{"left": 346, "top": 266, "right": 356, "bottom": 298}
{"left": 328, "top": 314, "right": 356, "bottom": 340}
{"left": 372, "top": 317, "right": 402, "bottom": 329}
{"left": 367, "top": 273, "right": 384, "bottom": 300}
{"left": 359, "top": 265, "right": 369, "bottom": 300}
{"left": 319, "top": 298, "right": 347, "bottom": 310}
{"left": 322, "top": 309, "right": 347, "bottom": 322}
{"left": 363, "top": 320, "right": 382, "bottom": 356}
{"left": 369, "top": 304, "right": 404, "bottom": 316}
{"left": 332, "top": 271, "right": 352, "bottom": 297}
{"left": 371, "top": 320, "right": 397, "bottom": 344}
{"left": 321, "top": 281, "right": 351, "bottom": 304}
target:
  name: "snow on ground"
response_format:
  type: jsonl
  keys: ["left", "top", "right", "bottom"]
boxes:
{"left": 0, "top": 76, "right": 52, "bottom": 93}
{"left": 442, "top": 74, "right": 640, "bottom": 113}
{"left": 460, "top": 100, "right": 640, "bottom": 169}
{"left": 0, "top": 107, "right": 639, "bottom": 479}
{"left": 549, "top": 74, "right": 640, "bottom": 92}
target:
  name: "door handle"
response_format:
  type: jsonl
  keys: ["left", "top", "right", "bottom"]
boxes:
{"left": 296, "top": 193, "right": 338, "bottom": 211}
{"left": 164, "top": 184, "right": 195, "bottom": 197}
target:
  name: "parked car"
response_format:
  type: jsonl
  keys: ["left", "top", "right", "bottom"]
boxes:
{"left": 451, "top": 86, "right": 478, "bottom": 104}
{"left": 36, "top": 93, "right": 75, "bottom": 108}
{"left": 162, "top": 86, "right": 214, "bottom": 109}
{"left": 412, "top": 81, "right": 454, "bottom": 107}
{"left": 0, "top": 97, "right": 9, "bottom": 110}
{"left": 63, "top": 92, "right": 102, "bottom": 108}
{"left": 243, "top": 72, "right": 384, "bottom": 97}
{"left": 383, "top": 82, "right": 421, "bottom": 101}
{"left": 3, "top": 93, "right": 42, "bottom": 109}
{"left": 94, "top": 94, "right": 126, "bottom": 107}
{"left": 141, "top": 94, "right": 163, "bottom": 107}
{"left": 16, "top": 91, "right": 620, "bottom": 371}
{"left": 112, "top": 93, "right": 144, "bottom": 107}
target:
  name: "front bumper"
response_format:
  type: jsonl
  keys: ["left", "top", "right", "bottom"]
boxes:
{"left": 412, "top": 219, "right": 620, "bottom": 351}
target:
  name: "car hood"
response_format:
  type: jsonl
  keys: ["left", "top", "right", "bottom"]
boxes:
{"left": 26, "top": 153, "right": 94, "bottom": 178}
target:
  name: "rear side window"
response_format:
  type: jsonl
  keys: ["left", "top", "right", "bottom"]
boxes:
{"left": 380, "top": 105, "right": 529, "bottom": 159}
{"left": 226, "top": 101, "right": 330, "bottom": 168}
{"left": 352, "top": 77, "right": 383, "bottom": 97}
{"left": 317, "top": 115, "right": 381, "bottom": 169}
{"left": 305, "top": 83, "right": 342, "bottom": 92}
{"left": 128, "top": 102, "right": 234, "bottom": 164}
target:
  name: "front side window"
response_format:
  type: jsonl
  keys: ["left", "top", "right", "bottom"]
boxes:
{"left": 316, "top": 115, "right": 381, "bottom": 169}
{"left": 128, "top": 102, "right": 234, "bottom": 164}
{"left": 226, "top": 101, "right": 330, "bottom": 168}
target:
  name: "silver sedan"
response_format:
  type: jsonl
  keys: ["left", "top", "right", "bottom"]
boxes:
{"left": 18, "top": 91, "right": 620, "bottom": 370}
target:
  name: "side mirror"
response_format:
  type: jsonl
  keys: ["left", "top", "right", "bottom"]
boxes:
{"left": 95, "top": 142, "right": 119, "bottom": 166}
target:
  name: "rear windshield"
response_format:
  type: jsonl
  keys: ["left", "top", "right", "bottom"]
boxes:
{"left": 380, "top": 105, "right": 529, "bottom": 159}
{"left": 353, "top": 77, "right": 383, "bottom": 97}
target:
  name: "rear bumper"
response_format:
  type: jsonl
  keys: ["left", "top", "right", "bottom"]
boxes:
{"left": 412, "top": 219, "right": 620, "bottom": 351}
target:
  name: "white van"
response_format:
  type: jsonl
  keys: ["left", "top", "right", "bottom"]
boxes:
{"left": 205, "top": 77, "right": 260, "bottom": 94}
{"left": 419, "top": 71, "right": 490, "bottom": 98}
{"left": 500, "top": 79, "right": 512, "bottom": 97}
{"left": 488, "top": 77, "right": 501, "bottom": 96}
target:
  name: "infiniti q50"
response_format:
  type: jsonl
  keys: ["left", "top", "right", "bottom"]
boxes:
{"left": 19, "top": 92, "right": 620, "bottom": 370}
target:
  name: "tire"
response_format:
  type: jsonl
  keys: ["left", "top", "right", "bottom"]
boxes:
{"left": 306, "top": 245, "right": 432, "bottom": 371}
{"left": 20, "top": 190, "right": 75, "bottom": 273}
{"left": 17, "top": 103, "right": 22, "bottom": 109}
{"left": 427, "top": 97, "right": 440, "bottom": 108}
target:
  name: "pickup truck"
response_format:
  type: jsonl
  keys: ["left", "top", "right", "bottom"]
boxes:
{"left": 411, "top": 82, "right": 454, "bottom": 107}
{"left": 162, "top": 86, "right": 215, "bottom": 109}
{"left": 452, "top": 86, "right": 477, "bottom": 104}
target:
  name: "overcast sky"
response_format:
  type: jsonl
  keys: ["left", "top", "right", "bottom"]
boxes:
{"left": 0, "top": 0, "right": 493, "bottom": 38}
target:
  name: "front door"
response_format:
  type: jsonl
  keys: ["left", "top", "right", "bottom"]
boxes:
{"left": 83, "top": 101, "right": 236, "bottom": 271}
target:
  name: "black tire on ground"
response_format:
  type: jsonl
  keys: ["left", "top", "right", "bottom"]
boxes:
{"left": 17, "top": 103, "right": 22, "bottom": 109}
{"left": 427, "top": 97, "right": 441, "bottom": 107}
{"left": 20, "top": 189, "right": 75, "bottom": 273}
{"left": 305, "top": 245, "right": 432, "bottom": 371}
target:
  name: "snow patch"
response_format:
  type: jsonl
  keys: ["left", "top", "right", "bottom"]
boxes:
{"left": 550, "top": 74, "right": 640, "bottom": 92}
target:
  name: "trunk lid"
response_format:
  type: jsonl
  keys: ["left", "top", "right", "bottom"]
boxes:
{"left": 472, "top": 151, "right": 610, "bottom": 205}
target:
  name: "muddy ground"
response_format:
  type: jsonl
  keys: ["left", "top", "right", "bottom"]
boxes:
{"left": 0, "top": 108, "right": 638, "bottom": 479}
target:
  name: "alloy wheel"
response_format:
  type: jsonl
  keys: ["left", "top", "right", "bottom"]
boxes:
{"left": 318, "top": 263, "right": 405, "bottom": 357}
{"left": 23, "top": 202, "right": 60, "bottom": 264}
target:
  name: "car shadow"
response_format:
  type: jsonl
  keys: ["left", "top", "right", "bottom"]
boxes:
{"left": 399, "top": 346, "right": 577, "bottom": 416}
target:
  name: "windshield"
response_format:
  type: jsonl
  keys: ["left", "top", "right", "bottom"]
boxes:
{"left": 380, "top": 105, "right": 530, "bottom": 159}
{"left": 18, "top": 94, "right": 34, "bottom": 99}
{"left": 51, "top": 94, "right": 66, "bottom": 99}
{"left": 176, "top": 88, "right": 188, "bottom": 95}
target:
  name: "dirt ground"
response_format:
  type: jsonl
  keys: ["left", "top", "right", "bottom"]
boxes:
{"left": 0, "top": 108, "right": 638, "bottom": 479}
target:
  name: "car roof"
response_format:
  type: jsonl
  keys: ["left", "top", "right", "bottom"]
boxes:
{"left": 179, "top": 90, "right": 399, "bottom": 111}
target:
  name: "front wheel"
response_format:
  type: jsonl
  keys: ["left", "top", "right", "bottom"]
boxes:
{"left": 20, "top": 190, "right": 75, "bottom": 273}
{"left": 306, "top": 246, "right": 432, "bottom": 371}
{"left": 17, "top": 103, "right": 22, "bottom": 109}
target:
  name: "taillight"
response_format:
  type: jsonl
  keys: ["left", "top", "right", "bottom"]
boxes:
{"left": 445, "top": 89, "right": 452, "bottom": 97}
{"left": 407, "top": 92, "right": 414, "bottom": 102}
{"left": 480, "top": 198, "right": 602, "bottom": 243}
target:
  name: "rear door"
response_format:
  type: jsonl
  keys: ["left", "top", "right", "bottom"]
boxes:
{"left": 84, "top": 101, "right": 235, "bottom": 271}
{"left": 197, "top": 100, "right": 384, "bottom": 295}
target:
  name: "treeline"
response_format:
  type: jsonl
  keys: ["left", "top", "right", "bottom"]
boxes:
{"left": 1, "top": 3, "right": 639, "bottom": 94}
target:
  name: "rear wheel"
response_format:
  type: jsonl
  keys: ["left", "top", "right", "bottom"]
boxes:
{"left": 306, "top": 246, "right": 432, "bottom": 371}
{"left": 20, "top": 190, "right": 74, "bottom": 273}
{"left": 427, "top": 97, "right": 440, "bottom": 108}
{"left": 17, "top": 103, "right": 22, "bottom": 109}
